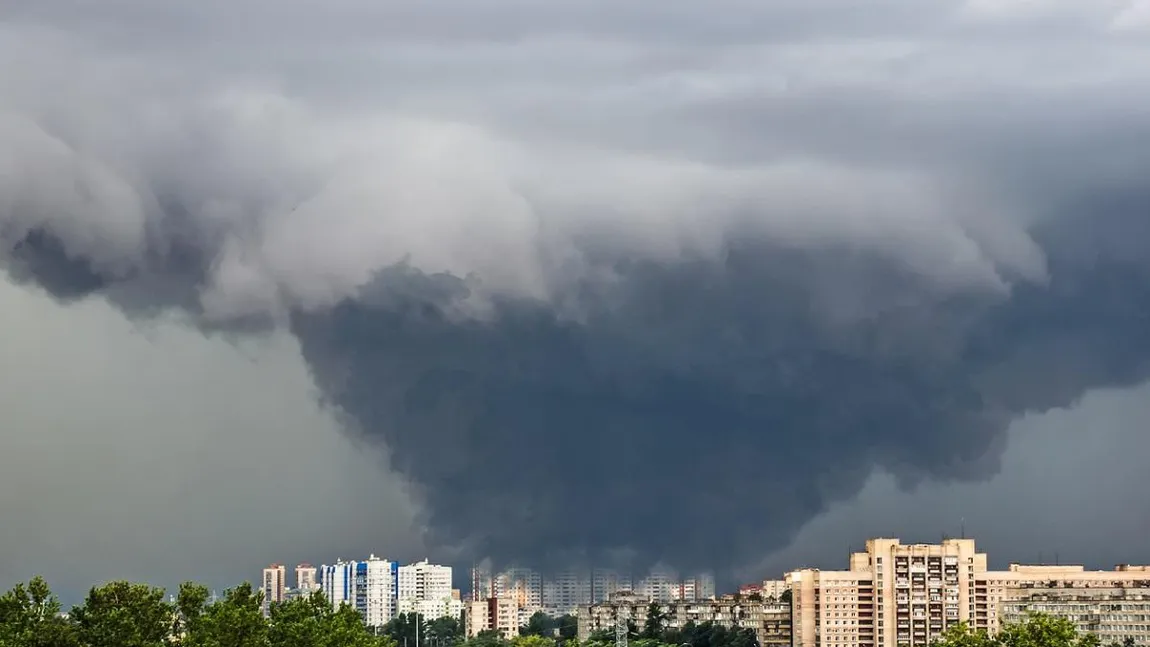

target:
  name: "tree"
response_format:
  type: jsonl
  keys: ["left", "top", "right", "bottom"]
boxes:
{"left": 269, "top": 591, "right": 396, "bottom": 647}
{"left": 70, "top": 581, "right": 173, "bottom": 647}
{"left": 640, "top": 603, "right": 667, "bottom": 640}
{"left": 186, "top": 583, "right": 268, "bottom": 647}
{"left": 512, "top": 636, "right": 554, "bottom": 647}
{"left": 556, "top": 614, "right": 578, "bottom": 642}
{"left": 520, "top": 611, "right": 556, "bottom": 637}
{"left": 0, "top": 577, "right": 79, "bottom": 647}
{"left": 383, "top": 612, "right": 424, "bottom": 646}
{"left": 996, "top": 613, "right": 1099, "bottom": 647}
{"left": 778, "top": 590, "right": 792, "bottom": 605}
{"left": 426, "top": 615, "right": 465, "bottom": 646}
{"left": 466, "top": 629, "right": 511, "bottom": 647}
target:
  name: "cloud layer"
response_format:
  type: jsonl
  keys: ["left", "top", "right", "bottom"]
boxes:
{"left": 3, "top": 0, "right": 1150, "bottom": 575}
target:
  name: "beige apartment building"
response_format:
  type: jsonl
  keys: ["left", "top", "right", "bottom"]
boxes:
{"left": 467, "top": 597, "right": 522, "bottom": 640}
{"left": 788, "top": 538, "right": 1150, "bottom": 647}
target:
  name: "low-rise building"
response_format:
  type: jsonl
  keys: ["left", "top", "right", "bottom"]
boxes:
{"left": 576, "top": 592, "right": 791, "bottom": 647}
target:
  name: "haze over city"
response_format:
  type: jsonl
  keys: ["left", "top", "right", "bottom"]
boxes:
{"left": 3, "top": 0, "right": 1150, "bottom": 605}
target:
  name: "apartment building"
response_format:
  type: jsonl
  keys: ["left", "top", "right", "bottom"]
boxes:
{"left": 467, "top": 597, "right": 522, "bottom": 640}
{"left": 788, "top": 538, "right": 1150, "bottom": 647}
{"left": 544, "top": 569, "right": 593, "bottom": 614}
{"left": 576, "top": 592, "right": 791, "bottom": 647}
{"left": 296, "top": 564, "right": 318, "bottom": 593}
{"left": 398, "top": 560, "right": 461, "bottom": 619}
{"left": 262, "top": 564, "right": 287, "bottom": 616}
{"left": 1000, "top": 588, "right": 1150, "bottom": 645}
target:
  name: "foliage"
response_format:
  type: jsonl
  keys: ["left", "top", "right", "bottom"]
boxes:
{"left": 932, "top": 613, "right": 1115, "bottom": 647}
{"left": 0, "top": 577, "right": 401, "bottom": 647}
{"left": 521, "top": 612, "right": 557, "bottom": 637}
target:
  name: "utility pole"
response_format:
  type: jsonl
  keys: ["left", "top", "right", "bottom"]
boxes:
{"left": 615, "top": 606, "right": 629, "bottom": 647}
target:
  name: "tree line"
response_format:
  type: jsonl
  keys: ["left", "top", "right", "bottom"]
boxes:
{"left": 2, "top": 577, "right": 1144, "bottom": 647}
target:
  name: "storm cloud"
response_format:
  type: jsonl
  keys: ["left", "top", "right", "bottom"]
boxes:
{"left": 3, "top": 0, "right": 1150, "bottom": 578}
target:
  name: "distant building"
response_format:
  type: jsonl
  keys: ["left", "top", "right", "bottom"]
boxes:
{"left": 321, "top": 560, "right": 356, "bottom": 610}
{"left": 760, "top": 579, "right": 789, "bottom": 601}
{"left": 592, "top": 569, "right": 633, "bottom": 603}
{"left": 361, "top": 555, "right": 399, "bottom": 628}
{"left": 1000, "top": 587, "right": 1150, "bottom": 645}
{"left": 261, "top": 564, "right": 287, "bottom": 616}
{"left": 787, "top": 537, "right": 1150, "bottom": 647}
{"left": 577, "top": 592, "right": 791, "bottom": 647}
{"left": 543, "top": 569, "right": 594, "bottom": 615}
{"left": 296, "top": 564, "right": 318, "bottom": 593}
{"left": 399, "top": 560, "right": 462, "bottom": 620}
{"left": 467, "top": 597, "right": 521, "bottom": 640}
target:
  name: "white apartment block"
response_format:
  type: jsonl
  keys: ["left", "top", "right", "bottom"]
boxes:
{"left": 788, "top": 538, "right": 1150, "bottom": 647}
{"left": 361, "top": 555, "right": 399, "bottom": 628}
{"left": 397, "top": 559, "right": 461, "bottom": 620}
{"left": 321, "top": 560, "right": 356, "bottom": 611}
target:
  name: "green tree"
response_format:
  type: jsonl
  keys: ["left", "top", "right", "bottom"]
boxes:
{"left": 555, "top": 614, "right": 578, "bottom": 642}
{"left": 778, "top": 590, "right": 792, "bottom": 605}
{"left": 174, "top": 582, "right": 211, "bottom": 642}
{"left": 512, "top": 635, "right": 554, "bottom": 647}
{"left": 186, "top": 583, "right": 268, "bottom": 647}
{"left": 269, "top": 592, "right": 396, "bottom": 647}
{"left": 383, "top": 612, "right": 424, "bottom": 646}
{"left": 465, "top": 629, "right": 510, "bottom": 647}
{"left": 640, "top": 603, "right": 667, "bottom": 640}
{"left": 932, "top": 623, "right": 995, "bottom": 647}
{"left": 521, "top": 612, "right": 556, "bottom": 637}
{"left": 70, "top": 581, "right": 173, "bottom": 647}
{"left": 997, "top": 613, "right": 1098, "bottom": 647}
{"left": 425, "top": 615, "right": 464, "bottom": 646}
{"left": 0, "top": 577, "right": 79, "bottom": 647}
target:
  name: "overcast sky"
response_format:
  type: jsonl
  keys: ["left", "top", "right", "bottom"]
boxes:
{"left": 4, "top": 0, "right": 1150, "bottom": 601}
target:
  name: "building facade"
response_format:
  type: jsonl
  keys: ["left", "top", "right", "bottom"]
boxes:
{"left": 399, "top": 560, "right": 459, "bottom": 619}
{"left": 576, "top": 592, "right": 791, "bottom": 647}
{"left": 787, "top": 538, "right": 1150, "bottom": 647}
{"left": 296, "top": 564, "right": 318, "bottom": 593}
{"left": 262, "top": 564, "right": 287, "bottom": 616}
{"left": 467, "top": 597, "right": 521, "bottom": 640}
{"left": 361, "top": 555, "right": 399, "bottom": 628}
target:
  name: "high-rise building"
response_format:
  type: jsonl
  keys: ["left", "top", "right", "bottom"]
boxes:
{"left": 321, "top": 560, "right": 357, "bottom": 610}
{"left": 494, "top": 568, "right": 543, "bottom": 611}
{"left": 591, "top": 569, "right": 633, "bottom": 603}
{"left": 787, "top": 537, "right": 1150, "bottom": 647}
{"left": 543, "top": 569, "right": 593, "bottom": 614}
{"left": 361, "top": 555, "right": 399, "bottom": 628}
{"left": 296, "top": 564, "right": 318, "bottom": 593}
{"left": 637, "top": 565, "right": 678, "bottom": 602}
{"left": 399, "top": 560, "right": 461, "bottom": 620}
{"left": 262, "top": 564, "right": 287, "bottom": 616}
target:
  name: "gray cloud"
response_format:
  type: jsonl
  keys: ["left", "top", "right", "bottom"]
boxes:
{"left": 0, "top": 280, "right": 421, "bottom": 602}
{"left": 2, "top": 0, "right": 1150, "bottom": 584}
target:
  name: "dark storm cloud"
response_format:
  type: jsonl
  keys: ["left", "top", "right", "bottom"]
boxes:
{"left": 4, "top": 0, "right": 1150, "bottom": 579}
{"left": 289, "top": 208, "right": 1150, "bottom": 573}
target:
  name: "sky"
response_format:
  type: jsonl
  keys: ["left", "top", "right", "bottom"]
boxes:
{"left": 3, "top": 0, "right": 1150, "bottom": 602}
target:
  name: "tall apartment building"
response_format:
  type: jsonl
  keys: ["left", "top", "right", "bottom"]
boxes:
{"left": 322, "top": 560, "right": 356, "bottom": 610}
{"left": 761, "top": 580, "right": 790, "bottom": 601}
{"left": 261, "top": 564, "right": 287, "bottom": 616}
{"left": 320, "top": 556, "right": 398, "bottom": 628}
{"left": 787, "top": 538, "right": 1150, "bottom": 647}
{"left": 361, "top": 555, "right": 399, "bottom": 628}
{"left": 398, "top": 560, "right": 462, "bottom": 619}
{"left": 467, "top": 597, "right": 521, "bottom": 640}
{"left": 592, "top": 569, "right": 633, "bottom": 603}
{"left": 543, "top": 569, "right": 593, "bottom": 614}
{"left": 495, "top": 568, "right": 544, "bottom": 611}
{"left": 296, "top": 564, "right": 318, "bottom": 592}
